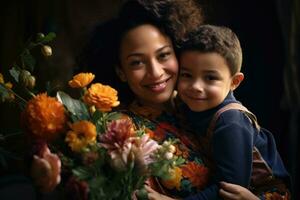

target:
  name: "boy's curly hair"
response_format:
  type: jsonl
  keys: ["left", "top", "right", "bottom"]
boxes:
{"left": 180, "top": 25, "right": 243, "bottom": 75}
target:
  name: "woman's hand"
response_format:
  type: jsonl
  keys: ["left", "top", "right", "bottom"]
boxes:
{"left": 219, "top": 182, "right": 259, "bottom": 200}
{"left": 144, "top": 185, "right": 180, "bottom": 200}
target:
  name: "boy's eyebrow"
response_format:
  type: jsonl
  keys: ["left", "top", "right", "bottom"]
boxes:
{"left": 179, "top": 66, "right": 190, "bottom": 71}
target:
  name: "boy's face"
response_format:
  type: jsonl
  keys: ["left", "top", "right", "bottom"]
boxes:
{"left": 178, "top": 51, "right": 243, "bottom": 112}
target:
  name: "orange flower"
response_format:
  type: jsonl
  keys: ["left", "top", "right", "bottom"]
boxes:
{"left": 68, "top": 72, "right": 95, "bottom": 88}
{"left": 23, "top": 93, "right": 66, "bottom": 141}
{"left": 65, "top": 120, "right": 97, "bottom": 152}
{"left": 181, "top": 162, "right": 209, "bottom": 190}
{"left": 161, "top": 166, "right": 183, "bottom": 190}
{"left": 174, "top": 143, "right": 189, "bottom": 159}
{"left": 83, "top": 83, "right": 120, "bottom": 112}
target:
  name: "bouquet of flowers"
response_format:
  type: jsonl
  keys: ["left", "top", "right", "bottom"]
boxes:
{"left": 0, "top": 33, "right": 178, "bottom": 200}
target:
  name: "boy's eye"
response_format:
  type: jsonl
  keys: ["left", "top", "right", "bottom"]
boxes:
{"left": 180, "top": 72, "right": 192, "bottom": 78}
{"left": 205, "top": 75, "right": 219, "bottom": 81}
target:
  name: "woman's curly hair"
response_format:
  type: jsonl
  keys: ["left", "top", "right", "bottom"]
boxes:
{"left": 136, "top": 0, "right": 204, "bottom": 45}
{"left": 79, "top": 0, "right": 204, "bottom": 104}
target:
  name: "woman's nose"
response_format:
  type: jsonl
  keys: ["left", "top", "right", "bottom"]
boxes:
{"left": 147, "top": 59, "right": 164, "bottom": 79}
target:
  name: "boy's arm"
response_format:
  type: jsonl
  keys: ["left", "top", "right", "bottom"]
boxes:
{"left": 184, "top": 110, "right": 255, "bottom": 200}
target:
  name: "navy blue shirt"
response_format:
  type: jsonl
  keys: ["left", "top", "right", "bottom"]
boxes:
{"left": 182, "top": 92, "right": 290, "bottom": 200}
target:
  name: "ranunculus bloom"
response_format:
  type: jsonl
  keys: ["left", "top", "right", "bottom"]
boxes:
{"left": 65, "top": 120, "right": 97, "bottom": 152}
{"left": 23, "top": 93, "right": 67, "bottom": 141}
{"left": 68, "top": 72, "right": 95, "bottom": 88}
{"left": 83, "top": 83, "right": 120, "bottom": 112}
{"left": 30, "top": 144, "right": 61, "bottom": 193}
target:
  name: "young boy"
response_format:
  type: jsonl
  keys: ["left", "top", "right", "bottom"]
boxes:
{"left": 177, "top": 25, "right": 290, "bottom": 199}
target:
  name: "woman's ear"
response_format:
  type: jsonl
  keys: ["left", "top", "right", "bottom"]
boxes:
{"left": 115, "top": 67, "right": 127, "bottom": 82}
{"left": 231, "top": 72, "right": 244, "bottom": 91}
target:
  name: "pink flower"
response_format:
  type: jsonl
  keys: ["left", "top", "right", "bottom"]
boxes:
{"left": 100, "top": 118, "right": 134, "bottom": 152}
{"left": 131, "top": 134, "right": 159, "bottom": 173}
{"left": 30, "top": 144, "right": 61, "bottom": 193}
{"left": 99, "top": 118, "right": 135, "bottom": 171}
{"left": 109, "top": 141, "right": 134, "bottom": 171}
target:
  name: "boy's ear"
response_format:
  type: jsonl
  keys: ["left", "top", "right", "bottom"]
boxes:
{"left": 231, "top": 72, "right": 244, "bottom": 91}
{"left": 115, "top": 66, "right": 127, "bottom": 82}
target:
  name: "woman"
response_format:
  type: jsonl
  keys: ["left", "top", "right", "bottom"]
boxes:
{"left": 80, "top": 0, "right": 260, "bottom": 199}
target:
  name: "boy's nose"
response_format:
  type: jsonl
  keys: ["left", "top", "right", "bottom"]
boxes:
{"left": 191, "top": 80, "right": 204, "bottom": 92}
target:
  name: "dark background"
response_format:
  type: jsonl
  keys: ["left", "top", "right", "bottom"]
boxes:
{"left": 0, "top": 0, "right": 299, "bottom": 199}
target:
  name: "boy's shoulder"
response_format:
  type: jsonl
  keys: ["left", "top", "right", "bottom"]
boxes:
{"left": 214, "top": 103, "right": 259, "bottom": 129}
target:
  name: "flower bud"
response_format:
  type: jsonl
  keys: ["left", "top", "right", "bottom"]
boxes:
{"left": 164, "top": 152, "right": 173, "bottom": 160}
{"left": 41, "top": 45, "right": 52, "bottom": 57}
{"left": 168, "top": 145, "right": 176, "bottom": 153}
{"left": 19, "top": 70, "right": 36, "bottom": 89}
{"left": 162, "top": 141, "right": 170, "bottom": 147}
{"left": 36, "top": 33, "right": 45, "bottom": 41}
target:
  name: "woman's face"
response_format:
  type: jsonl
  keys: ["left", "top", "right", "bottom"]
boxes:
{"left": 118, "top": 24, "right": 178, "bottom": 108}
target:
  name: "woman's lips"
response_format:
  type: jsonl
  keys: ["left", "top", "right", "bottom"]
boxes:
{"left": 145, "top": 77, "right": 171, "bottom": 92}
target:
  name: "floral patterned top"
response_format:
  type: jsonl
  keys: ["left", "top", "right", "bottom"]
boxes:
{"left": 126, "top": 101, "right": 210, "bottom": 198}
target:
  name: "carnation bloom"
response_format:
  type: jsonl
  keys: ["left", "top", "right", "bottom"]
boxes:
{"left": 65, "top": 120, "right": 97, "bottom": 152}
{"left": 100, "top": 118, "right": 135, "bottom": 150}
{"left": 68, "top": 72, "right": 95, "bottom": 88}
{"left": 100, "top": 118, "right": 135, "bottom": 170}
{"left": 83, "top": 83, "right": 120, "bottom": 112}
{"left": 181, "top": 162, "right": 209, "bottom": 190}
{"left": 30, "top": 143, "right": 61, "bottom": 193}
{"left": 23, "top": 93, "right": 67, "bottom": 141}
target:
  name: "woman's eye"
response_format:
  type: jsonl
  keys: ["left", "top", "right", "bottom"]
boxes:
{"left": 129, "top": 60, "right": 144, "bottom": 67}
{"left": 158, "top": 52, "right": 171, "bottom": 61}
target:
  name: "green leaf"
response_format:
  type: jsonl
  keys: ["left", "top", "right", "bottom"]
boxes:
{"left": 21, "top": 49, "right": 36, "bottom": 72}
{"left": 72, "top": 167, "right": 92, "bottom": 180}
{"left": 9, "top": 65, "right": 21, "bottom": 83}
{"left": 41, "top": 32, "right": 56, "bottom": 43}
{"left": 106, "top": 112, "right": 122, "bottom": 121}
{"left": 56, "top": 91, "right": 90, "bottom": 121}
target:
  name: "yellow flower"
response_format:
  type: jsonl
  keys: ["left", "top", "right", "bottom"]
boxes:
{"left": 83, "top": 83, "right": 120, "bottom": 112}
{"left": 23, "top": 93, "right": 67, "bottom": 141}
{"left": 68, "top": 73, "right": 95, "bottom": 88}
{"left": 161, "top": 166, "right": 183, "bottom": 190}
{"left": 65, "top": 120, "right": 97, "bottom": 152}
{"left": 0, "top": 73, "right": 4, "bottom": 84}
{"left": 5, "top": 82, "right": 13, "bottom": 89}
{"left": 0, "top": 73, "right": 13, "bottom": 89}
